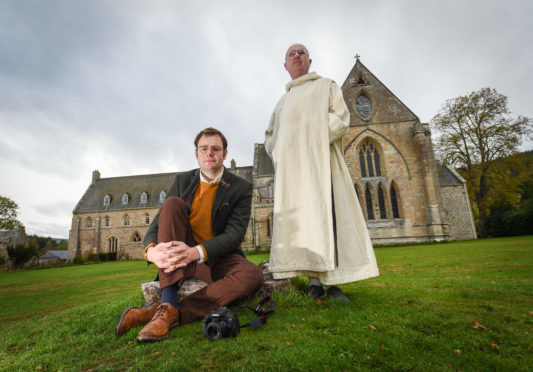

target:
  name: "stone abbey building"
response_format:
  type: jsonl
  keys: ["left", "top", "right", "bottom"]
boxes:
{"left": 68, "top": 59, "right": 476, "bottom": 261}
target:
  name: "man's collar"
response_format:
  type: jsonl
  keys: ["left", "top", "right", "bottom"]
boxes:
{"left": 199, "top": 168, "right": 224, "bottom": 184}
{"left": 286, "top": 71, "right": 321, "bottom": 92}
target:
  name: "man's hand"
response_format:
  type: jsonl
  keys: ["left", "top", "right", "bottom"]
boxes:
{"left": 146, "top": 241, "right": 200, "bottom": 273}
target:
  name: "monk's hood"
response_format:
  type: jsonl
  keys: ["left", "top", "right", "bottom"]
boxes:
{"left": 285, "top": 71, "right": 321, "bottom": 92}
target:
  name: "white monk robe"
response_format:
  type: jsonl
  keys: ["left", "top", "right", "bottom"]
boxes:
{"left": 265, "top": 72, "right": 379, "bottom": 285}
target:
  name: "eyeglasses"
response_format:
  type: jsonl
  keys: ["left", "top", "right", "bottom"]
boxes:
{"left": 286, "top": 49, "right": 307, "bottom": 58}
{"left": 198, "top": 146, "right": 223, "bottom": 154}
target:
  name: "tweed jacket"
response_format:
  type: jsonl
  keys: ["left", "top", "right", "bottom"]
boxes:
{"left": 143, "top": 167, "right": 253, "bottom": 267}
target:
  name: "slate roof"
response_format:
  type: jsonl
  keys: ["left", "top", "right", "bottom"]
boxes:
{"left": 46, "top": 250, "right": 68, "bottom": 260}
{"left": 254, "top": 144, "right": 274, "bottom": 176}
{"left": 74, "top": 172, "right": 178, "bottom": 213}
{"left": 438, "top": 163, "right": 466, "bottom": 186}
{"left": 74, "top": 167, "right": 254, "bottom": 214}
{"left": 39, "top": 250, "right": 68, "bottom": 263}
{"left": 233, "top": 166, "right": 253, "bottom": 183}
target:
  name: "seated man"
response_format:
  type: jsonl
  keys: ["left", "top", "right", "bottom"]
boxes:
{"left": 116, "top": 127, "right": 264, "bottom": 342}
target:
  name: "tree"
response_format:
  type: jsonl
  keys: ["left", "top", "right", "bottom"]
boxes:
{"left": 7, "top": 240, "right": 39, "bottom": 267}
{"left": 431, "top": 87, "right": 532, "bottom": 236}
{"left": 0, "top": 195, "right": 21, "bottom": 230}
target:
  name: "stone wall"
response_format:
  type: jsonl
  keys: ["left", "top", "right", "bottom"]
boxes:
{"left": 440, "top": 184, "right": 477, "bottom": 240}
{"left": 0, "top": 226, "right": 28, "bottom": 262}
{"left": 68, "top": 208, "right": 157, "bottom": 260}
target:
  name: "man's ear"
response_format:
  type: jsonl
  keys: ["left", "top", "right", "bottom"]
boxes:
{"left": 223, "top": 149, "right": 228, "bottom": 160}
{"left": 195, "top": 149, "right": 198, "bottom": 159}
{"left": 309, "top": 58, "right": 312, "bottom": 66}
{"left": 284, "top": 62, "right": 288, "bottom": 71}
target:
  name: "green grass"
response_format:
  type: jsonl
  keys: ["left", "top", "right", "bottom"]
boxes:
{"left": 0, "top": 237, "right": 532, "bottom": 371}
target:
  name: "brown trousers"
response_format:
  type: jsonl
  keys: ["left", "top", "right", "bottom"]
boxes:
{"left": 157, "top": 197, "right": 263, "bottom": 324}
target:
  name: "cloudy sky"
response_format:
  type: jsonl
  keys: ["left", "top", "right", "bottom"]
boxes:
{"left": 1, "top": 0, "right": 532, "bottom": 239}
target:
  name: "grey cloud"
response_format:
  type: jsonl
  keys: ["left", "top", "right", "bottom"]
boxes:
{"left": 1, "top": 0, "right": 532, "bottom": 238}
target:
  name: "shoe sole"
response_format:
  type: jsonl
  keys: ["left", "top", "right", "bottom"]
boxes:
{"left": 116, "top": 306, "right": 136, "bottom": 336}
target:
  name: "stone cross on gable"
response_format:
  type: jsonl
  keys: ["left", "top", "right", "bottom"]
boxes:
{"left": 354, "top": 54, "right": 360, "bottom": 60}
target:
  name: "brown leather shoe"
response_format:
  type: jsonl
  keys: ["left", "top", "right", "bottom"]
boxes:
{"left": 136, "top": 302, "right": 180, "bottom": 342}
{"left": 116, "top": 301, "right": 160, "bottom": 336}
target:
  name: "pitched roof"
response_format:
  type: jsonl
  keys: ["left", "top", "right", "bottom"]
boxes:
{"left": 74, "top": 172, "right": 178, "bottom": 213}
{"left": 233, "top": 166, "right": 253, "bottom": 183}
{"left": 254, "top": 143, "right": 274, "bottom": 176}
{"left": 73, "top": 167, "right": 254, "bottom": 214}
{"left": 438, "top": 164, "right": 466, "bottom": 186}
{"left": 341, "top": 58, "right": 419, "bottom": 125}
{"left": 46, "top": 250, "right": 68, "bottom": 260}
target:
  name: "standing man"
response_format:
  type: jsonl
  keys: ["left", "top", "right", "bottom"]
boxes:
{"left": 264, "top": 44, "right": 379, "bottom": 301}
{"left": 116, "top": 127, "right": 263, "bottom": 342}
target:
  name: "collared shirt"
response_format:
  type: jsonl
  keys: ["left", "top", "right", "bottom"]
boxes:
{"left": 199, "top": 168, "right": 224, "bottom": 184}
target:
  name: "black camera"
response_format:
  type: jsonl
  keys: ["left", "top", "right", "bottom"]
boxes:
{"left": 202, "top": 307, "right": 240, "bottom": 341}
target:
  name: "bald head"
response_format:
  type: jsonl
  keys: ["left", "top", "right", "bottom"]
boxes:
{"left": 284, "top": 43, "right": 312, "bottom": 80}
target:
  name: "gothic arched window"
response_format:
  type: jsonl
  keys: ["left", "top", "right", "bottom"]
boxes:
{"left": 374, "top": 148, "right": 382, "bottom": 176}
{"left": 378, "top": 184, "right": 387, "bottom": 219}
{"left": 86, "top": 217, "right": 92, "bottom": 228}
{"left": 105, "top": 215, "right": 110, "bottom": 227}
{"left": 140, "top": 192, "right": 148, "bottom": 204}
{"left": 365, "top": 186, "right": 374, "bottom": 220}
{"left": 108, "top": 237, "right": 118, "bottom": 253}
{"left": 132, "top": 232, "right": 142, "bottom": 242}
{"left": 267, "top": 183, "right": 274, "bottom": 199}
{"left": 145, "top": 213, "right": 150, "bottom": 225}
{"left": 266, "top": 216, "right": 271, "bottom": 237}
{"left": 359, "top": 149, "right": 367, "bottom": 177}
{"left": 390, "top": 183, "right": 401, "bottom": 218}
{"left": 123, "top": 214, "right": 131, "bottom": 226}
{"left": 103, "top": 194, "right": 111, "bottom": 206}
{"left": 122, "top": 193, "right": 129, "bottom": 205}
{"left": 159, "top": 190, "right": 167, "bottom": 203}
{"left": 359, "top": 140, "right": 383, "bottom": 178}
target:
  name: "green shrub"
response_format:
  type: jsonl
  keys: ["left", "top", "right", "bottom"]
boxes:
{"left": 72, "top": 255, "right": 85, "bottom": 265}
{"left": 0, "top": 255, "right": 5, "bottom": 265}
{"left": 98, "top": 253, "right": 108, "bottom": 262}
{"left": 87, "top": 254, "right": 100, "bottom": 263}
{"left": 107, "top": 252, "right": 117, "bottom": 261}
{"left": 6, "top": 240, "right": 39, "bottom": 266}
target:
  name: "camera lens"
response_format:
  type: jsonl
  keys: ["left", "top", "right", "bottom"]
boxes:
{"left": 206, "top": 323, "right": 223, "bottom": 341}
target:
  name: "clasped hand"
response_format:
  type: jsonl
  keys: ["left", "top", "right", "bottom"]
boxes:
{"left": 146, "top": 241, "right": 200, "bottom": 273}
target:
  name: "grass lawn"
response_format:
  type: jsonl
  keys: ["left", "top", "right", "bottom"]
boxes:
{"left": 0, "top": 236, "right": 532, "bottom": 371}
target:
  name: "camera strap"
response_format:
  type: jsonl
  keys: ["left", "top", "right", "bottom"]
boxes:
{"left": 240, "top": 296, "right": 275, "bottom": 329}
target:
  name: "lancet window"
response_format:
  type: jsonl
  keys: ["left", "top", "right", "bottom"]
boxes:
{"left": 108, "top": 237, "right": 117, "bottom": 253}
{"left": 378, "top": 185, "right": 387, "bottom": 219}
{"left": 359, "top": 140, "right": 382, "bottom": 178}
{"left": 365, "top": 186, "right": 374, "bottom": 220}
{"left": 390, "top": 183, "right": 401, "bottom": 218}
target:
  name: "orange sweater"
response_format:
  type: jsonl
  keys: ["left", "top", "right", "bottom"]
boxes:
{"left": 143, "top": 180, "right": 220, "bottom": 261}
{"left": 189, "top": 180, "right": 220, "bottom": 260}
